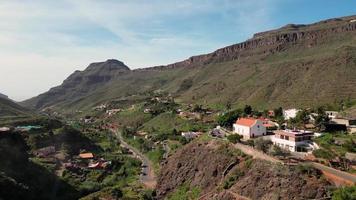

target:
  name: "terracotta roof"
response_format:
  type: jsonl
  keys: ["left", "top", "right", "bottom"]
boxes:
{"left": 235, "top": 118, "right": 258, "bottom": 127}
{"left": 79, "top": 152, "right": 94, "bottom": 159}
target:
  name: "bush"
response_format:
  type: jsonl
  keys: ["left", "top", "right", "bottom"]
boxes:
{"left": 227, "top": 134, "right": 242, "bottom": 144}
{"left": 332, "top": 186, "right": 356, "bottom": 200}
{"left": 254, "top": 138, "right": 272, "bottom": 153}
{"left": 313, "top": 149, "right": 334, "bottom": 160}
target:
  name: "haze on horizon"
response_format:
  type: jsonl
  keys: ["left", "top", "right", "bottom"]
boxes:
{"left": 0, "top": 0, "right": 355, "bottom": 101}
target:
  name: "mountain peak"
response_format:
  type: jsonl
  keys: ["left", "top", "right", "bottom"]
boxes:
{"left": 85, "top": 59, "right": 130, "bottom": 72}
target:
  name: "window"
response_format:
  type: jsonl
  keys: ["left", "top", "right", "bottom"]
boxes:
{"left": 285, "top": 136, "right": 289, "bottom": 141}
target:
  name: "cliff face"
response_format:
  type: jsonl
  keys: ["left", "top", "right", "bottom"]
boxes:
{"left": 156, "top": 139, "right": 330, "bottom": 200}
{"left": 143, "top": 15, "right": 356, "bottom": 71}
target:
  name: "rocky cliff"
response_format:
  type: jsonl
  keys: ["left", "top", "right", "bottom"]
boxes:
{"left": 142, "top": 15, "right": 356, "bottom": 71}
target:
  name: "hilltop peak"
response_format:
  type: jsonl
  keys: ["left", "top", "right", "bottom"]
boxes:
{"left": 85, "top": 59, "right": 130, "bottom": 72}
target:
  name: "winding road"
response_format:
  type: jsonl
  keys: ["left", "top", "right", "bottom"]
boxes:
{"left": 110, "top": 128, "right": 157, "bottom": 189}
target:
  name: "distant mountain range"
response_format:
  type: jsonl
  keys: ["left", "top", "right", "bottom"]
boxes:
{"left": 22, "top": 15, "right": 356, "bottom": 112}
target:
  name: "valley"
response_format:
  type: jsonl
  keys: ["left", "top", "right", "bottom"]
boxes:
{"left": 1, "top": 14, "right": 356, "bottom": 200}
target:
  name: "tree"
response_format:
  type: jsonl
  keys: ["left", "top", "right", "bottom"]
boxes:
{"left": 227, "top": 134, "right": 242, "bottom": 144}
{"left": 243, "top": 105, "right": 252, "bottom": 115}
{"left": 217, "top": 109, "right": 242, "bottom": 128}
{"left": 274, "top": 107, "right": 283, "bottom": 118}
{"left": 295, "top": 109, "right": 310, "bottom": 128}
{"left": 225, "top": 101, "right": 232, "bottom": 111}
{"left": 112, "top": 188, "right": 123, "bottom": 200}
{"left": 314, "top": 106, "right": 330, "bottom": 130}
{"left": 254, "top": 138, "right": 272, "bottom": 153}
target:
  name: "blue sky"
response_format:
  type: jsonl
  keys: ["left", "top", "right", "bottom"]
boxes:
{"left": 0, "top": 0, "right": 355, "bottom": 101}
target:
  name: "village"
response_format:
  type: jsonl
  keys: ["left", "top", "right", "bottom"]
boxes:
{"left": 1, "top": 95, "right": 355, "bottom": 192}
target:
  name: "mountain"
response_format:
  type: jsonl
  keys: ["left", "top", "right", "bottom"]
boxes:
{"left": 0, "top": 93, "right": 35, "bottom": 121}
{"left": 22, "top": 59, "right": 130, "bottom": 110}
{"left": 22, "top": 15, "right": 356, "bottom": 111}
{"left": 0, "top": 93, "right": 8, "bottom": 99}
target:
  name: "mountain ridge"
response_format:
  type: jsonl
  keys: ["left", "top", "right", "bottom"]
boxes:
{"left": 22, "top": 15, "right": 356, "bottom": 111}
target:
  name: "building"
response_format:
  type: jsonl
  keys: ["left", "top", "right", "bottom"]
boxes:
{"left": 283, "top": 108, "right": 300, "bottom": 120}
{"left": 325, "top": 111, "right": 338, "bottom": 119}
{"left": 272, "top": 129, "right": 314, "bottom": 152}
{"left": 181, "top": 131, "right": 202, "bottom": 139}
{"left": 233, "top": 118, "right": 266, "bottom": 139}
{"left": 331, "top": 117, "right": 356, "bottom": 133}
{"left": 79, "top": 152, "right": 94, "bottom": 159}
{"left": 0, "top": 127, "right": 10, "bottom": 132}
{"left": 106, "top": 109, "right": 122, "bottom": 116}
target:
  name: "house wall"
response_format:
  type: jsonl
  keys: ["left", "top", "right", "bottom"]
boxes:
{"left": 272, "top": 135, "right": 310, "bottom": 152}
{"left": 233, "top": 124, "right": 250, "bottom": 139}
{"left": 233, "top": 121, "right": 266, "bottom": 139}
{"left": 283, "top": 109, "right": 299, "bottom": 120}
{"left": 250, "top": 120, "right": 266, "bottom": 137}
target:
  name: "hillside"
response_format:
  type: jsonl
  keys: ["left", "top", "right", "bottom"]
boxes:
{"left": 22, "top": 15, "right": 356, "bottom": 111}
{"left": 156, "top": 139, "right": 330, "bottom": 199}
{"left": 0, "top": 94, "right": 35, "bottom": 122}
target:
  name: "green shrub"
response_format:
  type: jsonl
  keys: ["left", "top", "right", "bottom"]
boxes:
{"left": 227, "top": 134, "right": 242, "bottom": 144}
{"left": 332, "top": 186, "right": 356, "bottom": 200}
{"left": 313, "top": 149, "right": 334, "bottom": 160}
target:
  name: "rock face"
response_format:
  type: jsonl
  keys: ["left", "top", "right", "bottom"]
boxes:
{"left": 143, "top": 15, "right": 356, "bottom": 70}
{"left": 156, "top": 139, "right": 330, "bottom": 200}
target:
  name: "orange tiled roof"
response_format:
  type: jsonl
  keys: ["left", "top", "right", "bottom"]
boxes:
{"left": 235, "top": 118, "right": 257, "bottom": 127}
{"left": 79, "top": 152, "right": 94, "bottom": 159}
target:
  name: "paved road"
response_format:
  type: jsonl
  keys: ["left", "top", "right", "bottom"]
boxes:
{"left": 110, "top": 128, "right": 157, "bottom": 189}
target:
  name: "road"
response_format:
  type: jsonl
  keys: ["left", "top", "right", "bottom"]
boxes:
{"left": 110, "top": 128, "right": 157, "bottom": 189}
{"left": 233, "top": 142, "right": 356, "bottom": 186}
{"left": 308, "top": 162, "right": 356, "bottom": 185}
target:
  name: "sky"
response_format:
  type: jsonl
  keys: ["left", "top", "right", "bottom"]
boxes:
{"left": 0, "top": 0, "right": 355, "bottom": 101}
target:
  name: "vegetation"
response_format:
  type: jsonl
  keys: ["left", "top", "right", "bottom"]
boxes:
{"left": 227, "top": 134, "right": 242, "bottom": 144}
{"left": 217, "top": 109, "right": 242, "bottom": 128}
{"left": 223, "top": 168, "right": 245, "bottom": 189}
{"left": 332, "top": 186, "right": 356, "bottom": 200}
{"left": 167, "top": 183, "right": 201, "bottom": 200}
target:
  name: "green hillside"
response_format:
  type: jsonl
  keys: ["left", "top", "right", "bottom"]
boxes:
{"left": 22, "top": 15, "right": 356, "bottom": 112}
{"left": 0, "top": 95, "right": 35, "bottom": 122}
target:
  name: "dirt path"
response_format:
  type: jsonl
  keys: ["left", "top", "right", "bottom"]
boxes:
{"left": 234, "top": 143, "right": 282, "bottom": 164}
{"left": 309, "top": 162, "right": 356, "bottom": 185}
{"left": 110, "top": 128, "right": 157, "bottom": 189}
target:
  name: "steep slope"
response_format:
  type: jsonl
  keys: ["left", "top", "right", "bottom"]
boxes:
{"left": 156, "top": 139, "right": 330, "bottom": 200}
{"left": 23, "top": 15, "right": 356, "bottom": 111}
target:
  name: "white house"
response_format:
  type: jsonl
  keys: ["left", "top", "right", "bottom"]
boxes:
{"left": 233, "top": 118, "right": 266, "bottom": 139}
{"left": 325, "top": 111, "right": 338, "bottom": 119}
{"left": 283, "top": 108, "right": 300, "bottom": 120}
{"left": 272, "top": 129, "right": 315, "bottom": 152}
